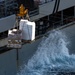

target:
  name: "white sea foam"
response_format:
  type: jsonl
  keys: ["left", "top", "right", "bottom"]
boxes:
{"left": 17, "top": 30, "right": 75, "bottom": 75}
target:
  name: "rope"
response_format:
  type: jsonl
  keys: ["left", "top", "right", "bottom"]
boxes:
{"left": 26, "top": 13, "right": 30, "bottom": 21}
{"left": 13, "top": 16, "right": 19, "bottom": 30}
{"left": 13, "top": 20, "right": 17, "bottom": 29}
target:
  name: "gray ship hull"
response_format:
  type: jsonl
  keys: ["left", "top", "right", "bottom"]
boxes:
{"left": 0, "top": 23, "right": 75, "bottom": 75}
{"left": 0, "top": 0, "right": 75, "bottom": 74}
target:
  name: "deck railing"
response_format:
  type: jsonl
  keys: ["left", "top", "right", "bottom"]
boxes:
{"left": 52, "top": 16, "right": 75, "bottom": 29}
{"left": 35, "top": 16, "right": 75, "bottom": 36}
{"left": 0, "top": 16, "right": 74, "bottom": 40}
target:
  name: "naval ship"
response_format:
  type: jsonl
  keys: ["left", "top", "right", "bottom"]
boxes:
{"left": 0, "top": 0, "right": 75, "bottom": 75}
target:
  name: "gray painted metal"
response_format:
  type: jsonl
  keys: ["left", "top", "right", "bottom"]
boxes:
{"left": 30, "top": 0, "right": 75, "bottom": 20}
{"left": 0, "top": 0, "right": 75, "bottom": 32}
{"left": 61, "top": 23, "right": 75, "bottom": 54}
{"left": 0, "top": 50, "right": 17, "bottom": 75}
{"left": 0, "top": 23, "right": 75, "bottom": 75}
{"left": 0, "top": 1, "right": 75, "bottom": 75}
{"left": 0, "top": 15, "right": 16, "bottom": 32}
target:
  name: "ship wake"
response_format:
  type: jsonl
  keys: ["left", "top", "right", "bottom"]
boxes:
{"left": 17, "top": 30, "right": 75, "bottom": 75}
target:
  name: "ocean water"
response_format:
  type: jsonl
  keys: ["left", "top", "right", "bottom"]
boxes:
{"left": 17, "top": 30, "right": 75, "bottom": 75}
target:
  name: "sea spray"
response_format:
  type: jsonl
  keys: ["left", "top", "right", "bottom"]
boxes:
{"left": 17, "top": 30, "right": 75, "bottom": 75}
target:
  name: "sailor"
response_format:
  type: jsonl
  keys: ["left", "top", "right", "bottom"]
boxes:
{"left": 17, "top": 4, "right": 30, "bottom": 20}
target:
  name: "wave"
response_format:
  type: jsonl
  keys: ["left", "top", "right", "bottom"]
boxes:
{"left": 17, "top": 30, "right": 75, "bottom": 75}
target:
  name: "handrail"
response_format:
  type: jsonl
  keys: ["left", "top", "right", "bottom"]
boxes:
{"left": 52, "top": 16, "right": 74, "bottom": 28}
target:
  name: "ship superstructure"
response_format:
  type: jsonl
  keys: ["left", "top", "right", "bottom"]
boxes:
{"left": 0, "top": 0, "right": 75, "bottom": 75}
{"left": 0, "top": 0, "right": 75, "bottom": 56}
{"left": 0, "top": 0, "right": 18, "bottom": 17}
